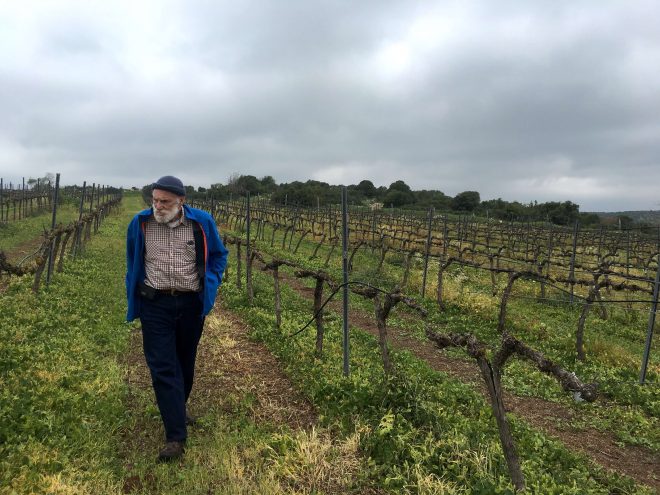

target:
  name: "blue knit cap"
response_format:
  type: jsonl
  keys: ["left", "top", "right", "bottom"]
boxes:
{"left": 152, "top": 176, "right": 185, "bottom": 196}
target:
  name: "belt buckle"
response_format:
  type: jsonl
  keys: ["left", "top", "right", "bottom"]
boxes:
{"left": 169, "top": 288, "right": 177, "bottom": 296}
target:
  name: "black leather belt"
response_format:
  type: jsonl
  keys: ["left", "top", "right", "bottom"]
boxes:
{"left": 156, "top": 288, "right": 198, "bottom": 296}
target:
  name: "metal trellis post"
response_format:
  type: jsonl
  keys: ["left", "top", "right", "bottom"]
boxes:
{"left": 640, "top": 250, "right": 660, "bottom": 384}
{"left": 246, "top": 192, "right": 253, "bottom": 304}
{"left": 569, "top": 221, "right": 579, "bottom": 304}
{"left": 46, "top": 173, "right": 61, "bottom": 286}
{"left": 422, "top": 207, "right": 434, "bottom": 298}
{"left": 341, "top": 186, "right": 350, "bottom": 377}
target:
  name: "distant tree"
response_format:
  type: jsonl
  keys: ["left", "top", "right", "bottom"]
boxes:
{"left": 24, "top": 173, "right": 55, "bottom": 191}
{"left": 479, "top": 198, "right": 528, "bottom": 220}
{"left": 451, "top": 191, "right": 480, "bottom": 212}
{"left": 356, "top": 179, "right": 378, "bottom": 198}
{"left": 271, "top": 180, "right": 339, "bottom": 206}
{"left": 414, "top": 190, "right": 451, "bottom": 209}
{"left": 388, "top": 180, "right": 413, "bottom": 193}
{"left": 209, "top": 182, "right": 230, "bottom": 200}
{"left": 578, "top": 212, "right": 601, "bottom": 227}
{"left": 241, "top": 175, "right": 263, "bottom": 195}
{"left": 480, "top": 198, "right": 505, "bottom": 218}
{"left": 346, "top": 184, "right": 366, "bottom": 205}
{"left": 227, "top": 173, "right": 242, "bottom": 196}
{"left": 382, "top": 190, "right": 409, "bottom": 208}
{"left": 43, "top": 173, "right": 55, "bottom": 185}
{"left": 224, "top": 174, "right": 279, "bottom": 197}
{"left": 535, "top": 201, "right": 580, "bottom": 226}
{"left": 260, "top": 175, "right": 278, "bottom": 193}
{"left": 618, "top": 215, "right": 635, "bottom": 229}
{"left": 383, "top": 180, "right": 415, "bottom": 207}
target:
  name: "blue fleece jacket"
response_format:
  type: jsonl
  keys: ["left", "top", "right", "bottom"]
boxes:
{"left": 125, "top": 204, "right": 229, "bottom": 321}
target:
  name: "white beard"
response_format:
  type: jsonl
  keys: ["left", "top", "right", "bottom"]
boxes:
{"left": 154, "top": 204, "right": 181, "bottom": 224}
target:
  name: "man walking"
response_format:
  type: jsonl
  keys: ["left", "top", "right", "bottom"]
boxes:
{"left": 126, "top": 176, "right": 229, "bottom": 461}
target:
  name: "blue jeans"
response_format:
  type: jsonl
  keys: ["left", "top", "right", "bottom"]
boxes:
{"left": 140, "top": 292, "right": 204, "bottom": 442}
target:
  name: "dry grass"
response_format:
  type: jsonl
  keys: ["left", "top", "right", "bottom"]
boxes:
{"left": 263, "top": 426, "right": 368, "bottom": 494}
{"left": 118, "top": 307, "right": 385, "bottom": 495}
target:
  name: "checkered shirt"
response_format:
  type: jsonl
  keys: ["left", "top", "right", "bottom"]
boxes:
{"left": 144, "top": 208, "right": 201, "bottom": 292}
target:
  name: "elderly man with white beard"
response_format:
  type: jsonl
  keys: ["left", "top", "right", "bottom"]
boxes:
{"left": 125, "top": 176, "right": 229, "bottom": 462}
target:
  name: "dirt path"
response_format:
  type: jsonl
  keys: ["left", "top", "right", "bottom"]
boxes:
{"left": 280, "top": 271, "right": 660, "bottom": 491}
{"left": 190, "top": 307, "right": 318, "bottom": 429}
{"left": 121, "top": 305, "right": 317, "bottom": 448}
{"left": 120, "top": 303, "right": 385, "bottom": 494}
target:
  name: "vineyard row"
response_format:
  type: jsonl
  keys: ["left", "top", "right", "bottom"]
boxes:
{"left": 212, "top": 217, "right": 602, "bottom": 493}
{"left": 0, "top": 174, "right": 123, "bottom": 292}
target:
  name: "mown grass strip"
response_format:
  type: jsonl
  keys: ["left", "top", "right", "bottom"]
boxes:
{"left": 0, "top": 200, "right": 132, "bottom": 494}
{"left": 117, "top": 309, "right": 381, "bottom": 495}
{"left": 2, "top": 193, "right": 385, "bottom": 495}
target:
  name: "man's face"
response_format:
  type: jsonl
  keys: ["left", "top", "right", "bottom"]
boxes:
{"left": 152, "top": 189, "right": 183, "bottom": 224}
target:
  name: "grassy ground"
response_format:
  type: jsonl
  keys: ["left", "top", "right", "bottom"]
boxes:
{"left": 1, "top": 194, "right": 656, "bottom": 493}
{"left": 220, "top": 243, "right": 653, "bottom": 493}
{"left": 0, "top": 199, "right": 130, "bottom": 493}
{"left": 226, "top": 218, "right": 658, "bottom": 455}
{"left": 118, "top": 306, "right": 379, "bottom": 494}
{"left": 0, "top": 202, "right": 82, "bottom": 259}
{"left": 0, "top": 193, "right": 382, "bottom": 494}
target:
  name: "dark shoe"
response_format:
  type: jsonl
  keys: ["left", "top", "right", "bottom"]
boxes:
{"left": 157, "top": 441, "right": 185, "bottom": 462}
{"left": 185, "top": 413, "right": 197, "bottom": 426}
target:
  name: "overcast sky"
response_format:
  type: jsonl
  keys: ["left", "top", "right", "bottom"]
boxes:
{"left": 1, "top": 1, "right": 658, "bottom": 211}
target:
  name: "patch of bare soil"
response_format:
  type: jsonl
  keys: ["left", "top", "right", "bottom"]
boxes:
{"left": 120, "top": 304, "right": 317, "bottom": 438}
{"left": 279, "top": 268, "right": 660, "bottom": 491}
{"left": 192, "top": 306, "right": 318, "bottom": 429}
{"left": 119, "top": 326, "right": 159, "bottom": 476}
{"left": 0, "top": 234, "right": 46, "bottom": 294}
{"left": 118, "top": 303, "right": 318, "bottom": 493}
{"left": 3, "top": 234, "right": 45, "bottom": 264}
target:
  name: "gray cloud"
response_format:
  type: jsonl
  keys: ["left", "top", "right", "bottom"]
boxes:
{"left": 1, "top": 0, "right": 659, "bottom": 211}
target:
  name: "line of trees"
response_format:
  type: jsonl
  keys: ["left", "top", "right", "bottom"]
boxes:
{"left": 143, "top": 174, "right": 645, "bottom": 228}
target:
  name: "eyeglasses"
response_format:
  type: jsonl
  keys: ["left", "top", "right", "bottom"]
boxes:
{"left": 152, "top": 198, "right": 177, "bottom": 206}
